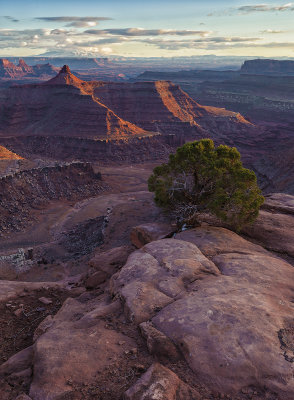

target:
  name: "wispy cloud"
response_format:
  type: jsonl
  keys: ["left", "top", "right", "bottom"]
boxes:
{"left": 208, "top": 3, "right": 294, "bottom": 16}
{"left": 1, "top": 16, "right": 19, "bottom": 22}
{"left": 138, "top": 36, "right": 262, "bottom": 51}
{"left": 260, "top": 29, "right": 287, "bottom": 33}
{"left": 35, "top": 16, "right": 112, "bottom": 28}
{"left": 238, "top": 3, "right": 294, "bottom": 13}
{"left": 85, "top": 28, "right": 212, "bottom": 37}
{"left": 140, "top": 37, "right": 293, "bottom": 51}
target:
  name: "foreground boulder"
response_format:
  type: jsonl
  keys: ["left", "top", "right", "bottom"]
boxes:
{"left": 124, "top": 363, "right": 200, "bottom": 400}
{"left": 243, "top": 193, "right": 294, "bottom": 257}
{"left": 29, "top": 295, "right": 134, "bottom": 400}
{"left": 0, "top": 346, "right": 33, "bottom": 379}
{"left": 262, "top": 193, "right": 294, "bottom": 214}
{"left": 88, "top": 245, "right": 132, "bottom": 276}
{"left": 112, "top": 227, "right": 294, "bottom": 398}
{"left": 0, "top": 280, "right": 65, "bottom": 303}
{"left": 110, "top": 238, "right": 219, "bottom": 324}
{"left": 130, "top": 223, "right": 174, "bottom": 248}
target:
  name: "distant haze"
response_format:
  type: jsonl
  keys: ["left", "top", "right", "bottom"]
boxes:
{"left": 0, "top": 0, "right": 294, "bottom": 58}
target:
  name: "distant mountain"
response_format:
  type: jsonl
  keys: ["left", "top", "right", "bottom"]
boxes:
{"left": 0, "top": 65, "right": 251, "bottom": 140}
{"left": 240, "top": 59, "right": 294, "bottom": 75}
{"left": 0, "top": 58, "right": 58, "bottom": 80}
{"left": 6, "top": 57, "right": 112, "bottom": 71}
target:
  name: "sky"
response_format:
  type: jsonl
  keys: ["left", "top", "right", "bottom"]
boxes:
{"left": 0, "top": 0, "right": 293, "bottom": 58}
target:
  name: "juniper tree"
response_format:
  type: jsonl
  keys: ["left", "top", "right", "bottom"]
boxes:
{"left": 148, "top": 139, "right": 264, "bottom": 231}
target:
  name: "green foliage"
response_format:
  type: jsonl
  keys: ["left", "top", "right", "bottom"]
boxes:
{"left": 148, "top": 139, "right": 264, "bottom": 231}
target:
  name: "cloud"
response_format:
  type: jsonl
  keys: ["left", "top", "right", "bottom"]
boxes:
{"left": 238, "top": 3, "right": 294, "bottom": 13}
{"left": 208, "top": 3, "right": 294, "bottom": 16}
{"left": 153, "top": 40, "right": 291, "bottom": 51}
{"left": 34, "top": 16, "right": 112, "bottom": 27}
{"left": 0, "top": 28, "right": 51, "bottom": 38}
{"left": 1, "top": 16, "right": 19, "bottom": 22}
{"left": 66, "top": 21, "right": 98, "bottom": 28}
{"left": 260, "top": 29, "right": 286, "bottom": 33}
{"left": 139, "top": 36, "right": 271, "bottom": 51}
{"left": 85, "top": 28, "right": 212, "bottom": 37}
{"left": 0, "top": 23, "right": 292, "bottom": 56}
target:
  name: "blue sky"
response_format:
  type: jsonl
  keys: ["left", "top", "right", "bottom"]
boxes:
{"left": 0, "top": 0, "right": 293, "bottom": 57}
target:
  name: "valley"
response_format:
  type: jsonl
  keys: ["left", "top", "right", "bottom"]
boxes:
{"left": 0, "top": 58, "right": 293, "bottom": 400}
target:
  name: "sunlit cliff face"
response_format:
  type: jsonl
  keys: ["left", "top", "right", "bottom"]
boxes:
{"left": 0, "top": 146, "right": 23, "bottom": 160}
{"left": 0, "top": 0, "right": 294, "bottom": 58}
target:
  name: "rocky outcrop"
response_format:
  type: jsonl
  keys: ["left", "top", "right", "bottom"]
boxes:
{"left": 111, "top": 227, "right": 294, "bottom": 398}
{"left": 124, "top": 363, "right": 200, "bottom": 400}
{"left": 0, "top": 280, "right": 64, "bottom": 303}
{"left": 243, "top": 193, "right": 294, "bottom": 257}
{"left": 0, "top": 162, "right": 107, "bottom": 235}
{"left": 2, "top": 218, "right": 294, "bottom": 399}
{"left": 28, "top": 296, "right": 130, "bottom": 399}
{"left": 110, "top": 238, "right": 220, "bottom": 324}
{"left": 0, "top": 346, "right": 34, "bottom": 380}
{"left": 130, "top": 222, "right": 174, "bottom": 248}
{"left": 87, "top": 245, "right": 132, "bottom": 277}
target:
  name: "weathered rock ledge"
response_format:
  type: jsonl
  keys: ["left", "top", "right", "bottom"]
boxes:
{"left": 1, "top": 224, "right": 294, "bottom": 399}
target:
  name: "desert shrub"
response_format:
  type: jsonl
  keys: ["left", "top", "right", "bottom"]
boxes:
{"left": 148, "top": 138, "right": 264, "bottom": 231}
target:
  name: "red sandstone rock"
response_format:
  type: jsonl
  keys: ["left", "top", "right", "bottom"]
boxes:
{"left": 139, "top": 321, "right": 180, "bottom": 361}
{"left": 14, "top": 394, "right": 33, "bottom": 400}
{"left": 124, "top": 363, "right": 200, "bottom": 400}
{"left": 112, "top": 229, "right": 294, "bottom": 398}
{"left": 130, "top": 222, "right": 174, "bottom": 248}
{"left": 29, "top": 296, "right": 136, "bottom": 400}
{"left": 88, "top": 245, "right": 132, "bottom": 276}
{"left": 0, "top": 346, "right": 33, "bottom": 379}
{"left": 84, "top": 270, "right": 109, "bottom": 288}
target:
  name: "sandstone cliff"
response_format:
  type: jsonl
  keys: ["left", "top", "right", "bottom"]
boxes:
{"left": 0, "top": 65, "right": 252, "bottom": 139}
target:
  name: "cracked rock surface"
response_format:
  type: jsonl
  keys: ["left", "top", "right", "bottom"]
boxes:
{"left": 112, "top": 227, "right": 294, "bottom": 398}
